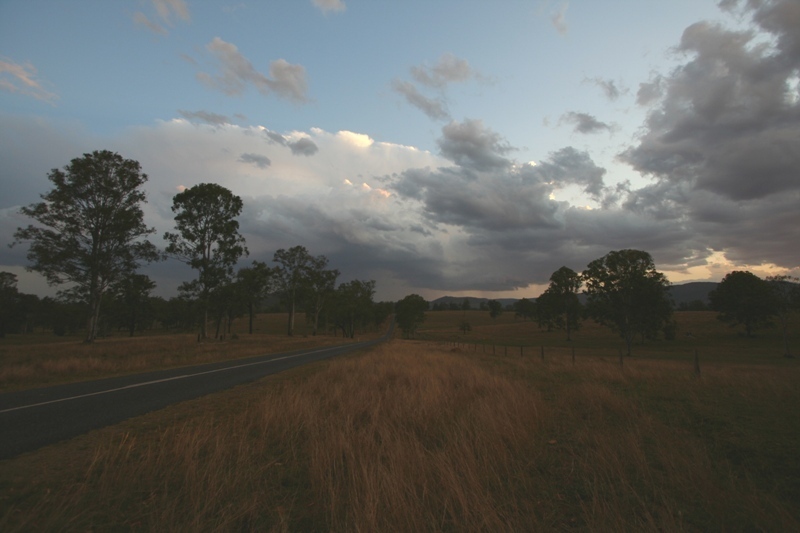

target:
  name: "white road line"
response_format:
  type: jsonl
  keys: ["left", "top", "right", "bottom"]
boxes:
{"left": 0, "top": 344, "right": 351, "bottom": 414}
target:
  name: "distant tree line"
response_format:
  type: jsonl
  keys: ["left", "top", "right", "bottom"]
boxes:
{"left": 8, "top": 151, "right": 390, "bottom": 342}
{"left": 405, "top": 252, "right": 799, "bottom": 357}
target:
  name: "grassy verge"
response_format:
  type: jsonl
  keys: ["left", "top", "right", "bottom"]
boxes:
{"left": 0, "top": 313, "right": 382, "bottom": 392}
{"left": 1, "top": 338, "right": 798, "bottom": 531}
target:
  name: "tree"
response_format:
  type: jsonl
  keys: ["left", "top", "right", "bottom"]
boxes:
{"left": 538, "top": 266, "right": 583, "bottom": 340}
{"left": 12, "top": 151, "right": 160, "bottom": 342}
{"left": 273, "top": 246, "right": 315, "bottom": 336}
{"left": 513, "top": 298, "right": 536, "bottom": 321}
{"left": 112, "top": 273, "right": 156, "bottom": 337}
{"left": 304, "top": 255, "right": 340, "bottom": 336}
{"left": 395, "top": 293, "right": 428, "bottom": 339}
{"left": 766, "top": 275, "right": 800, "bottom": 357}
{"left": 709, "top": 271, "right": 776, "bottom": 338}
{"left": 164, "top": 183, "right": 248, "bottom": 339}
{"left": 582, "top": 249, "right": 672, "bottom": 355}
{"left": 487, "top": 299, "right": 503, "bottom": 319}
{"left": 0, "top": 272, "right": 22, "bottom": 337}
{"left": 236, "top": 261, "right": 276, "bottom": 334}
{"left": 332, "top": 279, "right": 376, "bottom": 338}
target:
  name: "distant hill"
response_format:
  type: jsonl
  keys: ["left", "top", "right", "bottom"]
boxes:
{"left": 429, "top": 281, "right": 719, "bottom": 310}
{"left": 429, "top": 296, "right": 519, "bottom": 310}
{"left": 668, "top": 282, "right": 717, "bottom": 306}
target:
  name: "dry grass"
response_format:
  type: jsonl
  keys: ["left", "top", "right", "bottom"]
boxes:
{"left": 2, "top": 338, "right": 798, "bottom": 531}
{"left": 420, "top": 310, "right": 797, "bottom": 363}
{"left": 0, "top": 313, "right": 381, "bottom": 392}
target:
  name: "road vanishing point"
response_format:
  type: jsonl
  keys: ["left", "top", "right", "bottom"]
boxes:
{"left": 0, "top": 326, "right": 392, "bottom": 461}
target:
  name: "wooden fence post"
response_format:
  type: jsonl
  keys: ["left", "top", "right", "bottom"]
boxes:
{"left": 572, "top": 346, "right": 575, "bottom": 365}
{"left": 694, "top": 350, "right": 701, "bottom": 376}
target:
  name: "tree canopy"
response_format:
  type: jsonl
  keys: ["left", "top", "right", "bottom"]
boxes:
{"left": 709, "top": 271, "right": 776, "bottom": 338}
{"left": 767, "top": 275, "right": 800, "bottom": 357}
{"left": 536, "top": 266, "right": 583, "bottom": 340}
{"left": 273, "top": 245, "right": 314, "bottom": 336}
{"left": 164, "top": 182, "right": 248, "bottom": 339}
{"left": 583, "top": 249, "right": 672, "bottom": 355}
{"left": 12, "top": 150, "right": 159, "bottom": 342}
{"left": 395, "top": 294, "right": 428, "bottom": 339}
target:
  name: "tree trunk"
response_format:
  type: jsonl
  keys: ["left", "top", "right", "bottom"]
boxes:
{"left": 287, "top": 294, "right": 295, "bottom": 336}
{"left": 200, "top": 300, "right": 208, "bottom": 340}
{"left": 85, "top": 293, "right": 102, "bottom": 344}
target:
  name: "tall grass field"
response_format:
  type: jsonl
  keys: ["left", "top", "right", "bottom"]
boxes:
{"left": 1, "top": 311, "right": 798, "bottom": 531}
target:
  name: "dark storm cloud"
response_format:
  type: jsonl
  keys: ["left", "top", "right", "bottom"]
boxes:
{"left": 238, "top": 153, "right": 271, "bottom": 168}
{"left": 0, "top": 114, "right": 88, "bottom": 209}
{"left": 437, "top": 119, "right": 513, "bottom": 171}
{"left": 178, "top": 109, "right": 231, "bottom": 126}
{"left": 265, "top": 130, "right": 287, "bottom": 145}
{"left": 560, "top": 111, "right": 612, "bottom": 134}
{"left": 529, "top": 146, "right": 607, "bottom": 198}
{"left": 636, "top": 76, "right": 664, "bottom": 106}
{"left": 391, "top": 129, "right": 609, "bottom": 236}
{"left": 619, "top": 0, "right": 800, "bottom": 269}
{"left": 262, "top": 129, "right": 318, "bottom": 156}
{"left": 623, "top": 12, "right": 800, "bottom": 201}
{"left": 238, "top": 194, "right": 451, "bottom": 293}
{"left": 287, "top": 137, "right": 319, "bottom": 156}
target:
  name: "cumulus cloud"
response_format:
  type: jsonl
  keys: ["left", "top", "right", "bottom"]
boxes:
{"left": 7, "top": 0, "right": 800, "bottom": 301}
{"left": 312, "top": 0, "right": 346, "bottom": 14}
{"left": 288, "top": 137, "right": 319, "bottom": 156}
{"left": 620, "top": 0, "right": 800, "bottom": 269}
{"left": 560, "top": 111, "right": 612, "bottom": 134}
{"left": 197, "top": 37, "right": 308, "bottom": 103}
{"left": 262, "top": 129, "right": 319, "bottom": 156}
{"left": 0, "top": 57, "right": 58, "bottom": 104}
{"left": 238, "top": 153, "right": 271, "bottom": 168}
{"left": 636, "top": 76, "right": 664, "bottom": 106}
{"left": 177, "top": 109, "right": 231, "bottom": 126}
{"left": 437, "top": 119, "right": 513, "bottom": 171}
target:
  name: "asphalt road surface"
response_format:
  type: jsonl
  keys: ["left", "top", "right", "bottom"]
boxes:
{"left": 0, "top": 326, "right": 392, "bottom": 461}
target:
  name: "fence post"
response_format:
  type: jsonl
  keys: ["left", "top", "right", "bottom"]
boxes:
{"left": 540, "top": 346, "right": 544, "bottom": 361}
{"left": 504, "top": 345, "right": 507, "bottom": 356}
{"left": 520, "top": 345, "right": 523, "bottom": 357}
{"left": 572, "top": 346, "right": 575, "bottom": 365}
{"left": 493, "top": 344, "right": 496, "bottom": 355}
{"left": 694, "top": 350, "right": 701, "bottom": 376}
{"left": 619, "top": 349, "right": 624, "bottom": 368}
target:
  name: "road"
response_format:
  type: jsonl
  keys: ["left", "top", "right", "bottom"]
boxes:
{"left": 0, "top": 326, "right": 392, "bottom": 461}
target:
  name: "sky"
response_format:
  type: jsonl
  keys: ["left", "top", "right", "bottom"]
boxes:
{"left": 1, "top": 0, "right": 799, "bottom": 302}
